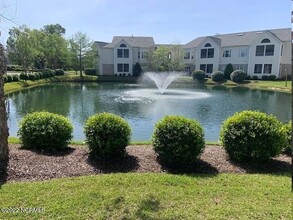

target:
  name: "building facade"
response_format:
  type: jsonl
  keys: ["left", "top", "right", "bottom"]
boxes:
{"left": 97, "top": 28, "right": 291, "bottom": 79}
{"left": 96, "top": 36, "right": 155, "bottom": 76}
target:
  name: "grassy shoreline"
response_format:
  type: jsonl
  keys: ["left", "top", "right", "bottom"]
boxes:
{"left": 4, "top": 73, "right": 292, "bottom": 94}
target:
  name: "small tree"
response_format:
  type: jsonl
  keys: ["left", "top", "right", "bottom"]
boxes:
{"left": 224, "top": 63, "right": 233, "bottom": 80}
{"left": 133, "top": 62, "right": 142, "bottom": 76}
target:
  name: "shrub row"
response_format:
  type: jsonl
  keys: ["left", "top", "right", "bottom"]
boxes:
{"left": 3, "top": 74, "right": 20, "bottom": 83}
{"left": 84, "top": 68, "right": 97, "bottom": 76}
{"left": 17, "top": 111, "right": 291, "bottom": 166}
{"left": 4, "top": 69, "right": 65, "bottom": 83}
{"left": 193, "top": 69, "right": 278, "bottom": 83}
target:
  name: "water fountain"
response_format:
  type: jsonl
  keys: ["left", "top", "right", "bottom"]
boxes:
{"left": 142, "top": 71, "right": 181, "bottom": 94}
{"left": 114, "top": 71, "right": 211, "bottom": 103}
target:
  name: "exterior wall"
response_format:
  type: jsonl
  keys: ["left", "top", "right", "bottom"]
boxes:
{"left": 248, "top": 32, "right": 282, "bottom": 78}
{"left": 99, "top": 48, "right": 114, "bottom": 75}
{"left": 195, "top": 39, "right": 220, "bottom": 76}
{"left": 114, "top": 41, "right": 133, "bottom": 76}
{"left": 102, "top": 64, "right": 114, "bottom": 75}
{"left": 219, "top": 46, "right": 249, "bottom": 72}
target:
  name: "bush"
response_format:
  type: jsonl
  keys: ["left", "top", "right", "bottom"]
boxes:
{"left": 282, "top": 121, "right": 292, "bottom": 155}
{"left": 34, "top": 72, "right": 40, "bottom": 80}
{"left": 55, "top": 69, "right": 65, "bottom": 76}
{"left": 211, "top": 71, "right": 224, "bottom": 82}
{"left": 261, "top": 75, "right": 269, "bottom": 80}
{"left": 220, "top": 110, "right": 286, "bottom": 162}
{"left": 43, "top": 69, "right": 55, "bottom": 78}
{"left": 84, "top": 68, "right": 96, "bottom": 76}
{"left": 84, "top": 113, "right": 131, "bottom": 158}
{"left": 152, "top": 115, "right": 205, "bottom": 166}
{"left": 38, "top": 72, "right": 44, "bottom": 79}
{"left": 268, "top": 75, "right": 276, "bottom": 80}
{"left": 224, "top": 63, "right": 234, "bottom": 80}
{"left": 20, "top": 72, "right": 29, "bottom": 80}
{"left": 28, "top": 73, "right": 36, "bottom": 81}
{"left": 3, "top": 75, "right": 7, "bottom": 83}
{"left": 192, "top": 70, "right": 206, "bottom": 81}
{"left": 18, "top": 111, "right": 73, "bottom": 151}
{"left": 12, "top": 74, "right": 20, "bottom": 82}
{"left": 230, "top": 70, "right": 246, "bottom": 83}
{"left": 252, "top": 76, "right": 259, "bottom": 80}
{"left": 133, "top": 63, "right": 142, "bottom": 76}
{"left": 6, "top": 75, "right": 13, "bottom": 82}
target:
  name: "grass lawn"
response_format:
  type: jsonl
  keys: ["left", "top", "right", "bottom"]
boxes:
{"left": 0, "top": 173, "right": 290, "bottom": 219}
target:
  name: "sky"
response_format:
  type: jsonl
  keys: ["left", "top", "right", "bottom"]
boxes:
{"left": 0, "top": 0, "right": 291, "bottom": 45}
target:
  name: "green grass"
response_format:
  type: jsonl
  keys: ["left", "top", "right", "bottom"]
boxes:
{"left": 0, "top": 173, "right": 290, "bottom": 219}
{"left": 242, "top": 80, "right": 292, "bottom": 92}
{"left": 4, "top": 73, "right": 98, "bottom": 94}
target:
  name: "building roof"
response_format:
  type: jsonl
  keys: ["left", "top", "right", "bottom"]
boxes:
{"left": 104, "top": 36, "right": 155, "bottom": 48}
{"left": 184, "top": 28, "right": 291, "bottom": 49}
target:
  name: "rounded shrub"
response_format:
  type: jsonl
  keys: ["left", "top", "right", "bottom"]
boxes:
{"left": 20, "top": 72, "right": 29, "bottom": 80}
{"left": 230, "top": 70, "right": 246, "bottom": 83}
{"left": 192, "top": 70, "right": 206, "bottom": 81}
{"left": 268, "top": 75, "right": 276, "bottom": 81}
{"left": 18, "top": 111, "right": 73, "bottom": 151}
{"left": 12, "top": 74, "right": 20, "bottom": 82}
{"left": 152, "top": 115, "right": 205, "bottom": 166}
{"left": 84, "top": 68, "right": 96, "bottom": 76}
{"left": 7, "top": 75, "right": 13, "bottom": 82}
{"left": 252, "top": 76, "right": 259, "bottom": 80}
{"left": 282, "top": 121, "right": 292, "bottom": 154}
{"left": 84, "top": 113, "right": 131, "bottom": 158}
{"left": 55, "top": 69, "right": 65, "bottom": 76}
{"left": 211, "top": 71, "right": 224, "bottom": 82}
{"left": 220, "top": 110, "right": 286, "bottom": 162}
{"left": 28, "top": 73, "right": 36, "bottom": 81}
{"left": 261, "top": 75, "right": 269, "bottom": 80}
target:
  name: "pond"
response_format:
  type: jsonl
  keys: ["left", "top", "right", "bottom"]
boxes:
{"left": 6, "top": 82, "right": 291, "bottom": 142}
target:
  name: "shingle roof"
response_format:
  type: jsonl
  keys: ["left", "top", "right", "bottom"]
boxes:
{"left": 104, "top": 36, "right": 155, "bottom": 48}
{"left": 184, "top": 28, "right": 291, "bottom": 49}
{"left": 95, "top": 41, "right": 108, "bottom": 48}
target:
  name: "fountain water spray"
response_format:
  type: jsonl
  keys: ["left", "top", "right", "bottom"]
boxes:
{"left": 142, "top": 72, "right": 182, "bottom": 94}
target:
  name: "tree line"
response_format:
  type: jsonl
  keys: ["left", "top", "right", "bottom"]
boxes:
{"left": 6, "top": 24, "right": 98, "bottom": 75}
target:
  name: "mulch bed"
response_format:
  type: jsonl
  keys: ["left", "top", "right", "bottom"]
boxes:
{"left": 0, "top": 144, "right": 291, "bottom": 183}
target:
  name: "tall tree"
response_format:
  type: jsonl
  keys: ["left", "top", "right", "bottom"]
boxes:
{"left": 69, "top": 32, "right": 93, "bottom": 77}
{"left": 0, "top": 44, "right": 9, "bottom": 161}
{"left": 6, "top": 26, "right": 35, "bottom": 72}
{"left": 42, "top": 23, "right": 66, "bottom": 36}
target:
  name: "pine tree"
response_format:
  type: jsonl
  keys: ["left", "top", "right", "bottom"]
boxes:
{"left": 224, "top": 63, "right": 234, "bottom": 80}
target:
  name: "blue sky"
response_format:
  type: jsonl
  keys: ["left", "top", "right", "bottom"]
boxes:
{"left": 0, "top": 0, "right": 291, "bottom": 45}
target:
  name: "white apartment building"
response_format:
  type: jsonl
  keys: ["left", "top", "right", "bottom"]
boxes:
{"left": 96, "top": 28, "right": 291, "bottom": 79}
{"left": 183, "top": 28, "right": 291, "bottom": 78}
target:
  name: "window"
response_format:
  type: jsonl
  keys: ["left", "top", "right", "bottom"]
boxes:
{"left": 120, "top": 43, "right": 127, "bottom": 47}
{"left": 263, "top": 64, "right": 272, "bottom": 74}
{"left": 204, "top": 43, "right": 211, "bottom": 47}
{"left": 141, "top": 51, "right": 148, "bottom": 59}
{"left": 201, "top": 48, "right": 214, "bottom": 58}
{"left": 117, "top": 64, "right": 129, "bottom": 72}
{"left": 261, "top": 38, "right": 270, "bottom": 43}
{"left": 185, "top": 66, "right": 191, "bottom": 73}
{"left": 254, "top": 64, "right": 262, "bottom": 74}
{"left": 200, "top": 64, "right": 213, "bottom": 73}
{"left": 223, "top": 49, "right": 231, "bottom": 58}
{"left": 265, "top": 45, "right": 274, "bottom": 56}
{"left": 184, "top": 52, "right": 190, "bottom": 59}
{"left": 255, "top": 45, "right": 274, "bottom": 56}
{"left": 117, "top": 48, "right": 129, "bottom": 58}
{"left": 239, "top": 48, "right": 247, "bottom": 57}
{"left": 138, "top": 52, "right": 140, "bottom": 59}
{"left": 255, "top": 46, "right": 264, "bottom": 56}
